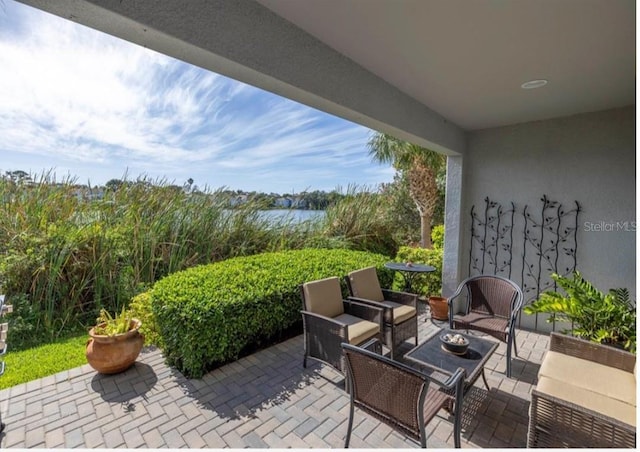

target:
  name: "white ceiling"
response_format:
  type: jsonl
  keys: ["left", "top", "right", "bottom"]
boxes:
{"left": 257, "top": 0, "right": 636, "bottom": 131}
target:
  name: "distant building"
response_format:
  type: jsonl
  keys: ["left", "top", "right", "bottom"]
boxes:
{"left": 291, "top": 196, "right": 307, "bottom": 209}
{"left": 274, "top": 197, "right": 292, "bottom": 208}
{"left": 274, "top": 196, "right": 307, "bottom": 209}
{"left": 88, "top": 188, "right": 105, "bottom": 200}
{"left": 229, "top": 194, "right": 249, "bottom": 206}
{"left": 72, "top": 186, "right": 105, "bottom": 202}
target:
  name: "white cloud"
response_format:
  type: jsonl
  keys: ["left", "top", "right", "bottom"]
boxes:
{"left": 0, "top": 0, "right": 394, "bottom": 193}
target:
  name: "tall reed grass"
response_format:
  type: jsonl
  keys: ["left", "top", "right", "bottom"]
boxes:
{"left": 320, "top": 186, "right": 398, "bottom": 257}
{"left": 0, "top": 175, "right": 317, "bottom": 347}
{"left": 0, "top": 177, "right": 401, "bottom": 349}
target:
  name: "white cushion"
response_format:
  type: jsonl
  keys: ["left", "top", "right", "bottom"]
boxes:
{"left": 539, "top": 350, "right": 636, "bottom": 407}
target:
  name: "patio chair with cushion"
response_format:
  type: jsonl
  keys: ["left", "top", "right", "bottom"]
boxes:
{"left": 342, "top": 339, "right": 465, "bottom": 448}
{"left": 345, "top": 266, "right": 418, "bottom": 359}
{"left": 448, "top": 275, "right": 523, "bottom": 378}
{"left": 300, "top": 276, "right": 383, "bottom": 374}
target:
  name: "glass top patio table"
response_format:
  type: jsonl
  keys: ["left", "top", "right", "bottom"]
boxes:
{"left": 404, "top": 328, "right": 498, "bottom": 390}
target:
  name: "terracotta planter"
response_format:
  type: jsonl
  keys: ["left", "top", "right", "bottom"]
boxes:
{"left": 86, "top": 319, "right": 144, "bottom": 374}
{"left": 428, "top": 296, "right": 449, "bottom": 321}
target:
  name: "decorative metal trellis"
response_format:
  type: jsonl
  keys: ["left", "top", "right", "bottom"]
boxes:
{"left": 521, "top": 195, "right": 581, "bottom": 329}
{"left": 469, "top": 197, "right": 516, "bottom": 279}
{"left": 469, "top": 195, "right": 581, "bottom": 331}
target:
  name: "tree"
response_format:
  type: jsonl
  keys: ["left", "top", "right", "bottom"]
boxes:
{"left": 368, "top": 132, "right": 445, "bottom": 248}
{"left": 379, "top": 172, "right": 421, "bottom": 245}
{"left": 105, "top": 178, "right": 125, "bottom": 191}
{"left": 4, "top": 170, "right": 32, "bottom": 184}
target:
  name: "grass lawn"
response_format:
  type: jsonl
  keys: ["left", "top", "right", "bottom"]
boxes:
{"left": 0, "top": 334, "right": 87, "bottom": 390}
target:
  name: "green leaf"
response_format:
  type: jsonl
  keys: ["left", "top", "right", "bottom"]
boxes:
{"left": 524, "top": 272, "right": 635, "bottom": 352}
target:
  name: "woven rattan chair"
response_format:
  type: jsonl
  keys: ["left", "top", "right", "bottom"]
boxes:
{"left": 345, "top": 266, "right": 418, "bottom": 360}
{"left": 342, "top": 339, "right": 465, "bottom": 448}
{"left": 300, "top": 276, "right": 382, "bottom": 375}
{"left": 448, "top": 275, "right": 523, "bottom": 378}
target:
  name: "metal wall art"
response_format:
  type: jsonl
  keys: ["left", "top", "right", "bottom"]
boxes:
{"left": 469, "top": 197, "right": 516, "bottom": 278}
{"left": 469, "top": 195, "right": 581, "bottom": 330}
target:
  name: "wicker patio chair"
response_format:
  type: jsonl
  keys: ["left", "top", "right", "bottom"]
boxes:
{"left": 342, "top": 339, "right": 465, "bottom": 448}
{"left": 448, "top": 275, "right": 523, "bottom": 378}
{"left": 300, "top": 276, "right": 382, "bottom": 375}
{"left": 527, "top": 332, "right": 636, "bottom": 448}
{"left": 345, "top": 266, "right": 418, "bottom": 360}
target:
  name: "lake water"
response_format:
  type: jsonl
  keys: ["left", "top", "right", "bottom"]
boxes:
{"left": 260, "top": 209, "right": 325, "bottom": 223}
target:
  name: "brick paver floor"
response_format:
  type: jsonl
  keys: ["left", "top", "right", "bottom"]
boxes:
{"left": 0, "top": 312, "right": 549, "bottom": 448}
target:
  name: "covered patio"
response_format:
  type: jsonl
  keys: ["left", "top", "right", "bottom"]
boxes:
{"left": 6, "top": 0, "right": 636, "bottom": 448}
{"left": 0, "top": 312, "right": 547, "bottom": 448}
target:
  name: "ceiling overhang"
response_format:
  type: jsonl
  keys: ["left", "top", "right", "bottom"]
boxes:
{"left": 15, "top": 0, "right": 635, "bottom": 155}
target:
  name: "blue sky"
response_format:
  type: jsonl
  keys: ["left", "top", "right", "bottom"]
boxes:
{"left": 0, "top": 0, "right": 393, "bottom": 193}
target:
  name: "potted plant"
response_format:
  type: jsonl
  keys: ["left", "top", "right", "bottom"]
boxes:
{"left": 524, "top": 272, "right": 636, "bottom": 353}
{"left": 86, "top": 307, "right": 144, "bottom": 374}
{"left": 428, "top": 294, "right": 449, "bottom": 321}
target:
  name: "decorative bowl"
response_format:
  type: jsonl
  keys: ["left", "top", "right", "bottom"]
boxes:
{"left": 440, "top": 333, "right": 470, "bottom": 355}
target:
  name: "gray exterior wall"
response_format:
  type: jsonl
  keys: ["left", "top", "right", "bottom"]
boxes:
{"left": 459, "top": 106, "right": 635, "bottom": 331}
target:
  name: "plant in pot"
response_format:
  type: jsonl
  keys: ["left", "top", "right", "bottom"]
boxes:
{"left": 524, "top": 272, "right": 636, "bottom": 353}
{"left": 428, "top": 294, "right": 449, "bottom": 321}
{"left": 86, "top": 307, "right": 144, "bottom": 374}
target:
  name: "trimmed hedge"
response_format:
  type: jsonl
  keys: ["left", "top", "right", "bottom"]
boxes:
{"left": 150, "top": 248, "right": 393, "bottom": 378}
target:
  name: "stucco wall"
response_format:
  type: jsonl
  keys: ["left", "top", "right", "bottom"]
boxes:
{"left": 459, "top": 106, "right": 635, "bottom": 331}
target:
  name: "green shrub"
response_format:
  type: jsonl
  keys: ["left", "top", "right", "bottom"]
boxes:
{"left": 431, "top": 224, "right": 445, "bottom": 249}
{"left": 524, "top": 272, "right": 636, "bottom": 353}
{"left": 127, "top": 291, "right": 163, "bottom": 348}
{"left": 150, "top": 248, "right": 392, "bottom": 378}
{"left": 393, "top": 225, "right": 444, "bottom": 297}
{"left": 5, "top": 294, "right": 46, "bottom": 350}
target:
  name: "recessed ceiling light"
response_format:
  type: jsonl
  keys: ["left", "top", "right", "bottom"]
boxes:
{"left": 521, "top": 79, "right": 548, "bottom": 89}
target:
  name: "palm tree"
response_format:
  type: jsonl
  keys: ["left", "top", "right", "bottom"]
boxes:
{"left": 368, "top": 132, "right": 445, "bottom": 248}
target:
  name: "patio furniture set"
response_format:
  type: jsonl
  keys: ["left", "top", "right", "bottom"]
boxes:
{"left": 300, "top": 267, "right": 521, "bottom": 448}
{"left": 300, "top": 266, "right": 637, "bottom": 448}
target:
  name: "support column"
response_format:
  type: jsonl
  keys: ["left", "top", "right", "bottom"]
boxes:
{"left": 442, "top": 155, "right": 463, "bottom": 298}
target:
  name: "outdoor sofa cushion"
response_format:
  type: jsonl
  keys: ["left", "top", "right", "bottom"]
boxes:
{"left": 383, "top": 301, "right": 416, "bottom": 324}
{"left": 535, "top": 376, "right": 636, "bottom": 427}
{"left": 332, "top": 313, "right": 380, "bottom": 345}
{"left": 539, "top": 350, "right": 636, "bottom": 406}
{"left": 302, "top": 276, "right": 345, "bottom": 318}
{"left": 536, "top": 350, "right": 636, "bottom": 426}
